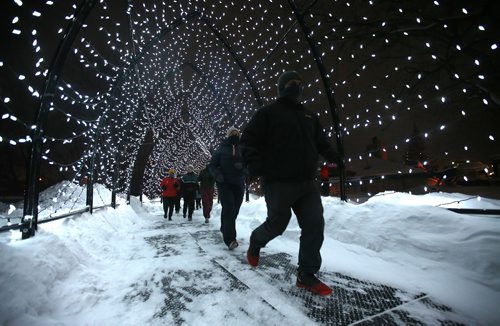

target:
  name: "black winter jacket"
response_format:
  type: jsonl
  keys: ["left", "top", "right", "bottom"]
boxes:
{"left": 209, "top": 139, "right": 246, "bottom": 185}
{"left": 240, "top": 97, "right": 340, "bottom": 183}
{"left": 198, "top": 167, "right": 215, "bottom": 190}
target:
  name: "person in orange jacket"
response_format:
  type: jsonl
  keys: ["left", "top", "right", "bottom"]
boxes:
{"left": 160, "top": 169, "right": 181, "bottom": 220}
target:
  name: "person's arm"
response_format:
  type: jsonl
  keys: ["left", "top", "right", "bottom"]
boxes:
{"left": 316, "top": 119, "right": 341, "bottom": 164}
{"left": 240, "top": 109, "right": 266, "bottom": 176}
{"left": 209, "top": 148, "right": 224, "bottom": 182}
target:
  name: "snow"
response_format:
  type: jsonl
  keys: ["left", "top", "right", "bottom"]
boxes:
{"left": 1, "top": 184, "right": 500, "bottom": 325}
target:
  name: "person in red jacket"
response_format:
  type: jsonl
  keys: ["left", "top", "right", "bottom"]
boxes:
{"left": 160, "top": 169, "right": 181, "bottom": 220}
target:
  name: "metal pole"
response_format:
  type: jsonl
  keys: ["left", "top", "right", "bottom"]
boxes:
{"left": 287, "top": 0, "right": 347, "bottom": 201}
{"left": 111, "top": 151, "right": 119, "bottom": 209}
{"left": 86, "top": 148, "right": 96, "bottom": 214}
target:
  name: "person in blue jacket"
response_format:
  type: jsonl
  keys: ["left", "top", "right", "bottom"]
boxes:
{"left": 209, "top": 126, "right": 246, "bottom": 250}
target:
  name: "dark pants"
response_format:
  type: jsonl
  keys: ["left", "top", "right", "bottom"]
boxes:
{"left": 175, "top": 195, "right": 181, "bottom": 213}
{"left": 218, "top": 182, "right": 244, "bottom": 246}
{"left": 162, "top": 197, "right": 176, "bottom": 218}
{"left": 201, "top": 187, "right": 214, "bottom": 219}
{"left": 251, "top": 181, "right": 325, "bottom": 274}
{"left": 183, "top": 193, "right": 195, "bottom": 218}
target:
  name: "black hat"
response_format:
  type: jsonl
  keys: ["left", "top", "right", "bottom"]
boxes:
{"left": 277, "top": 70, "right": 302, "bottom": 97}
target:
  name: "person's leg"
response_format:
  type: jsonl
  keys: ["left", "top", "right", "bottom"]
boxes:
{"left": 250, "top": 182, "right": 298, "bottom": 248}
{"left": 201, "top": 190, "right": 208, "bottom": 218}
{"left": 183, "top": 196, "right": 187, "bottom": 217}
{"left": 233, "top": 183, "right": 245, "bottom": 219}
{"left": 218, "top": 183, "right": 236, "bottom": 246}
{"left": 162, "top": 197, "right": 168, "bottom": 218}
{"left": 175, "top": 196, "right": 180, "bottom": 213}
{"left": 207, "top": 188, "right": 214, "bottom": 217}
{"left": 187, "top": 194, "right": 195, "bottom": 219}
{"left": 201, "top": 188, "right": 214, "bottom": 219}
{"left": 227, "top": 183, "right": 244, "bottom": 243}
{"left": 292, "top": 181, "right": 325, "bottom": 275}
{"left": 167, "top": 198, "right": 175, "bottom": 219}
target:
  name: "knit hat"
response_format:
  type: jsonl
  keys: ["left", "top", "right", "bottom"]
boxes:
{"left": 277, "top": 70, "right": 302, "bottom": 97}
{"left": 226, "top": 126, "right": 240, "bottom": 137}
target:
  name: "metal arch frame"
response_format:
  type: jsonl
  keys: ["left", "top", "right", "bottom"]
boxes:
{"left": 23, "top": 0, "right": 98, "bottom": 238}
{"left": 287, "top": 0, "right": 347, "bottom": 201}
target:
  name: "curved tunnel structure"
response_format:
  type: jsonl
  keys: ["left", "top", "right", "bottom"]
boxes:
{"left": 0, "top": 0, "right": 498, "bottom": 235}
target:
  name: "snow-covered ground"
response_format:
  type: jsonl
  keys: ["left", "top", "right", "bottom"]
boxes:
{"left": 1, "top": 183, "right": 499, "bottom": 325}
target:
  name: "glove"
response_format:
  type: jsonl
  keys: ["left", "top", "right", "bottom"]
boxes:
{"left": 234, "top": 162, "right": 243, "bottom": 170}
{"left": 161, "top": 185, "right": 167, "bottom": 190}
{"left": 216, "top": 174, "right": 224, "bottom": 183}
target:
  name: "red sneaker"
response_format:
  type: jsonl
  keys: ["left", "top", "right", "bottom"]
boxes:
{"left": 246, "top": 243, "right": 260, "bottom": 267}
{"left": 296, "top": 273, "right": 332, "bottom": 296}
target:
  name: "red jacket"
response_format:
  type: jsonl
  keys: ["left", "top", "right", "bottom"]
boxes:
{"left": 160, "top": 176, "right": 180, "bottom": 198}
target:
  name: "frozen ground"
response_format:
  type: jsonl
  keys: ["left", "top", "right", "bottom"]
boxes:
{"left": 1, "top": 183, "right": 499, "bottom": 325}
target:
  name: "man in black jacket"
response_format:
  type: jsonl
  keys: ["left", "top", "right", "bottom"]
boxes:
{"left": 240, "top": 70, "right": 340, "bottom": 296}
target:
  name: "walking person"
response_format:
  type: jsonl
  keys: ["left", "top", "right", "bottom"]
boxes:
{"left": 209, "top": 127, "right": 246, "bottom": 250}
{"left": 197, "top": 164, "right": 216, "bottom": 223}
{"left": 240, "top": 70, "right": 341, "bottom": 296}
{"left": 181, "top": 165, "right": 199, "bottom": 221}
{"left": 160, "top": 169, "right": 181, "bottom": 220}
